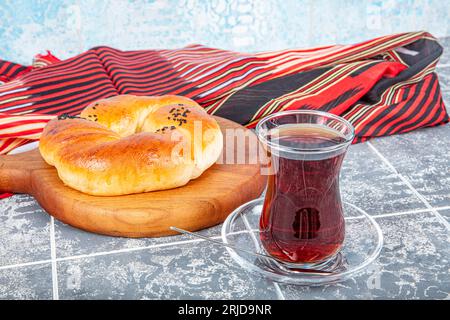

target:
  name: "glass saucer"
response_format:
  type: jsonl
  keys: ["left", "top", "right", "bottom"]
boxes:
{"left": 221, "top": 198, "right": 383, "bottom": 285}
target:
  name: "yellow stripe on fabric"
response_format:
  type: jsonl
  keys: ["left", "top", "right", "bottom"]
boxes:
{"left": 352, "top": 69, "right": 435, "bottom": 130}
{"left": 0, "top": 138, "right": 28, "bottom": 155}
{"left": 338, "top": 55, "right": 439, "bottom": 125}
{"left": 273, "top": 32, "right": 423, "bottom": 79}
{"left": 0, "top": 95, "right": 31, "bottom": 105}
{"left": 195, "top": 61, "right": 266, "bottom": 89}
{"left": 0, "top": 115, "right": 54, "bottom": 125}
{"left": 0, "top": 122, "right": 47, "bottom": 138}
{"left": 251, "top": 61, "right": 373, "bottom": 122}
{"left": 203, "top": 69, "right": 275, "bottom": 106}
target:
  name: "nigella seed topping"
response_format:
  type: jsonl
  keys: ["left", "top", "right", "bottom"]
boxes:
{"left": 168, "top": 104, "right": 191, "bottom": 126}
{"left": 156, "top": 126, "right": 170, "bottom": 133}
{"left": 58, "top": 113, "right": 81, "bottom": 120}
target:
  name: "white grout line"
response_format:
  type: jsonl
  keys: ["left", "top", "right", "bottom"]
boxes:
{"left": 49, "top": 217, "right": 59, "bottom": 300}
{"left": 323, "top": 206, "right": 450, "bottom": 221}
{"left": 372, "top": 206, "right": 450, "bottom": 219}
{"left": 2, "top": 201, "right": 450, "bottom": 275}
{"left": 56, "top": 237, "right": 209, "bottom": 262}
{"left": 0, "top": 259, "right": 53, "bottom": 271}
{"left": 366, "top": 141, "right": 398, "bottom": 173}
{"left": 0, "top": 231, "right": 251, "bottom": 272}
{"left": 54, "top": 230, "right": 255, "bottom": 263}
{"left": 273, "top": 282, "right": 286, "bottom": 300}
{"left": 394, "top": 181, "right": 450, "bottom": 231}
{"left": 0, "top": 225, "right": 289, "bottom": 299}
{"left": 0, "top": 237, "right": 210, "bottom": 272}
{"left": 367, "top": 141, "right": 450, "bottom": 231}
{"left": 431, "top": 205, "right": 450, "bottom": 212}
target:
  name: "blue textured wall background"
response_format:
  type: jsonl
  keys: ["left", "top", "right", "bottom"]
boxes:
{"left": 1, "top": 0, "right": 449, "bottom": 65}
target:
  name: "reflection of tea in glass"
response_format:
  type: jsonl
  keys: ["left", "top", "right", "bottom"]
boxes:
{"left": 259, "top": 124, "right": 347, "bottom": 264}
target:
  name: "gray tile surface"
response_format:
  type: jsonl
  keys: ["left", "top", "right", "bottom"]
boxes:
{"left": 342, "top": 173, "right": 423, "bottom": 215}
{"left": 439, "top": 69, "right": 450, "bottom": 92}
{"left": 437, "top": 37, "right": 449, "bottom": 112}
{"left": 0, "top": 194, "right": 50, "bottom": 267}
{"left": 57, "top": 240, "right": 279, "bottom": 300}
{"left": 342, "top": 140, "right": 393, "bottom": 175}
{"left": 439, "top": 209, "right": 450, "bottom": 223}
{"left": 442, "top": 88, "right": 450, "bottom": 113}
{"left": 280, "top": 213, "right": 450, "bottom": 300}
{"left": 54, "top": 219, "right": 223, "bottom": 259}
{"left": 371, "top": 123, "right": 450, "bottom": 208}
{"left": 438, "top": 37, "right": 450, "bottom": 66}
{"left": 0, "top": 264, "right": 53, "bottom": 299}
{"left": 340, "top": 143, "right": 426, "bottom": 215}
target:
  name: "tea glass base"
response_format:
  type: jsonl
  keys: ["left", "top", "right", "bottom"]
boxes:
{"left": 221, "top": 198, "right": 383, "bottom": 285}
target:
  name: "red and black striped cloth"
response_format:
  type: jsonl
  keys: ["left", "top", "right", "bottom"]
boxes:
{"left": 0, "top": 31, "right": 448, "bottom": 157}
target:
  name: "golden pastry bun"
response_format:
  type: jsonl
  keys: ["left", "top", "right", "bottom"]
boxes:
{"left": 39, "top": 95, "right": 223, "bottom": 196}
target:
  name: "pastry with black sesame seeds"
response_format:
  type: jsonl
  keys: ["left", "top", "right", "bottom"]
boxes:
{"left": 39, "top": 94, "right": 223, "bottom": 196}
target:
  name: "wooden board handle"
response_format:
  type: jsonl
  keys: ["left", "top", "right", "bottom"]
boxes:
{"left": 0, "top": 149, "right": 49, "bottom": 194}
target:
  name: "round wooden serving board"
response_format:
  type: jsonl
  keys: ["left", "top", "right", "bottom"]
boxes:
{"left": 0, "top": 117, "right": 266, "bottom": 238}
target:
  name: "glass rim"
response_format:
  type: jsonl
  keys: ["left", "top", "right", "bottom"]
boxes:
{"left": 255, "top": 110, "right": 355, "bottom": 154}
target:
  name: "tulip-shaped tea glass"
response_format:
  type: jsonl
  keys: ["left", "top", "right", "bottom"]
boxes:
{"left": 255, "top": 110, "right": 355, "bottom": 269}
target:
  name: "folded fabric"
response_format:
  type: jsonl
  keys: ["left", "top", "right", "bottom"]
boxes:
{"left": 0, "top": 31, "right": 448, "bottom": 157}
